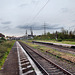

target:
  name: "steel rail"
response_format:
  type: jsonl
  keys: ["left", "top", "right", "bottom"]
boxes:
{"left": 32, "top": 41, "right": 75, "bottom": 49}
{"left": 19, "top": 41, "right": 73, "bottom": 75}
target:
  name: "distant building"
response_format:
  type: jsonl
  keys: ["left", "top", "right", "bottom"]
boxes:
{"left": 6, "top": 36, "right": 17, "bottom": 40}
{"left": 0, "top": 33, "right": 5, "bottom": 38}
{"left": 27, "top": 35, "right": 35, "bottom": 39}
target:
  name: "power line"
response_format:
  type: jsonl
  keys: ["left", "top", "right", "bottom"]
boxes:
{"left": 31, "top": 0, "right": 50, "bottom": 21}
{"left": 21, "top": 0, "right": 50, "bottom": 36}
{"left": 44, "top": 23, "right": 46, "bottom": 35}
{"left": 27, "top": 2, "right": 40, "bottom": 23}
{"left": 30, "top": 27, "right": 33, "bottom": 35}
{"left": 27, "top": 0, "right": 50, "bottom": 32}
{"left": 43, "top": 22, "right": 47, "bottom": 35}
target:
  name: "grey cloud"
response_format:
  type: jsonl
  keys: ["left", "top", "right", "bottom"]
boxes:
{"left": 19, "top": 4, "right": 28, "bottom": 7}
{"left": 72, "top": 20, "right": 75, "bottom": 22}
{"left": 31, "top": 0, "right": 39, "bottom": 4}
{"left": 1, "top": 21, "right": 11, "bottom": 24}
{"left": 0, "top": 25, "right": 10, "bottom": 29}
{"left": 61, "top": 8, "right": 69, "bottom": 13}
{"left": 0, "top": 18, "right": 2, "bottom": 20}
{"left": 17, "top": 23, "right": 62, "bottom": 30}
{"left": 70, "top": 25, "right": 75, "bottom": 28}
{"left": 0, "top": 26, "right": 11, "bottom": 32}
{"left": 3, "top": 26, "right": 10, "bottom": 29}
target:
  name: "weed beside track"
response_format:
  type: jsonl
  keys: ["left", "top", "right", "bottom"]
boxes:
{"left": 0, "top": 40, "right": 15, "bottom": 69}
{"left": 21, "top": 41, "right": 75, "bottom": 63}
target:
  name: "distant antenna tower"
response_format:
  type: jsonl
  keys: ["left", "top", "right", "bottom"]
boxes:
{"left": 26, "top": 30, "right": 27, "bottom": 36}
{"left": 30, "top": 27, "right": 33, "bottom": 36}
{"left": 43, "top": 22, "right": 46, "bottom": 35}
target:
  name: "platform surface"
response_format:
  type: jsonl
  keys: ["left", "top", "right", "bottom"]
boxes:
{"left": 0, "top": 42, "right": 19, "bottom": 75}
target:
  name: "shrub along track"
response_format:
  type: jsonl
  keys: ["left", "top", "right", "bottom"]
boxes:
{"left": 0, "top": 42, "right": 19, "bottom": 75}
{"left": 0, "top": 41, "right": 15, "bottom": 70}
{"left": 19, "top": 41, "right": 73, "bottom": 75}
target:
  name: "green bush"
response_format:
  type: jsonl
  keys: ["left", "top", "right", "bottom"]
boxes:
{"left": 0, "top": 40, "right": 3, "bottom": 43}
{"left": 64, "top": 39, "right": 75, "bottom": 41}
{"left": 0, "top": 37, "right": 6, "bottom": 41}
{"left": 0, "top": 41, "right": 15, "bottom": 69}
{"left": 57, "top": 39, "right": 62, "bottom": 42}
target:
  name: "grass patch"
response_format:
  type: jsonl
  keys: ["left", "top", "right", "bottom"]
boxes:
{"left": 21, "top": 41, "right": 75, "bottom": 63}
{"left": 0, "top": 40, "right": 15, "bottom": 69}
{"left": 32, "top": 40, "right": 75, "bottom": 45}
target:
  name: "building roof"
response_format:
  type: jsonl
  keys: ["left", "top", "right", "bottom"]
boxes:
{"left": 0, "top": 33, "right": 5, "bottom": 37}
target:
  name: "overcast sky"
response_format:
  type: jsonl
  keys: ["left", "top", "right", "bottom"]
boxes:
{"left": 0, "top": 0, "right": 75, "bottom": 36}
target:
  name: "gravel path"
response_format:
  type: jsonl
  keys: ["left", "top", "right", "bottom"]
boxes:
{"left": 0, "top": 42, "right": 19, "bottom": 75}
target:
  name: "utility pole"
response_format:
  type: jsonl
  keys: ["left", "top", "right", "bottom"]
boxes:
{"left": 43, "top": 22, "right": 46, "bottom": 35}
{"left": 25, "top": 30, "right": 27, "bottom": 39}
{"left": 55, "top": 31, "right": 58, "bottom": 41}
{"left": 30, "top": 27, "right": 33, "bottom": 36}
{"left": 26, "top": 30, "right": 27, "bottom": 36}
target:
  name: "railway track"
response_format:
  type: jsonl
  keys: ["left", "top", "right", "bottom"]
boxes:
{"left": 17, "top": 42, "right": 36, "bottom": 75}
{"left": 32, "top": 41, "right": 75, "bottom": 49}
{"left": 32, "top": 41, "right": 75, "bottom": 54}
{"left": 17, "top": 41, "right": 43, "bottom": 75}
{"left": 19, "top": 41, "right": 73, "bottom": 75}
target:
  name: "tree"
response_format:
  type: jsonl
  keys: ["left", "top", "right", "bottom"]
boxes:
{"left": 1, "top": 37, "right": 6, "bottom": 41}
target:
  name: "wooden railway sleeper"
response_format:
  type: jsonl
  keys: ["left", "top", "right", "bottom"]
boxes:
{"left": 21, "top": 60, "right": 29, "bottom": 64}
{"left": 23, "top": 70, "right": 35, "bottom": 75}
{"left": 49, "top": 72, "right": 66, "bottom": 75}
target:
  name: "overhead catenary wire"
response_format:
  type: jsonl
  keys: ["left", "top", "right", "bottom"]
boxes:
{"left": 26, "top": 0, "right": 50, "bottom": 25}
{"left": 27, "top": 2, "right": 40, "bottom": 23}
{"left": 31, "top": 0, "right": 50, "bottom": 22}
{"left": 23, "top": 0, "right": 50, "bottom": 35}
